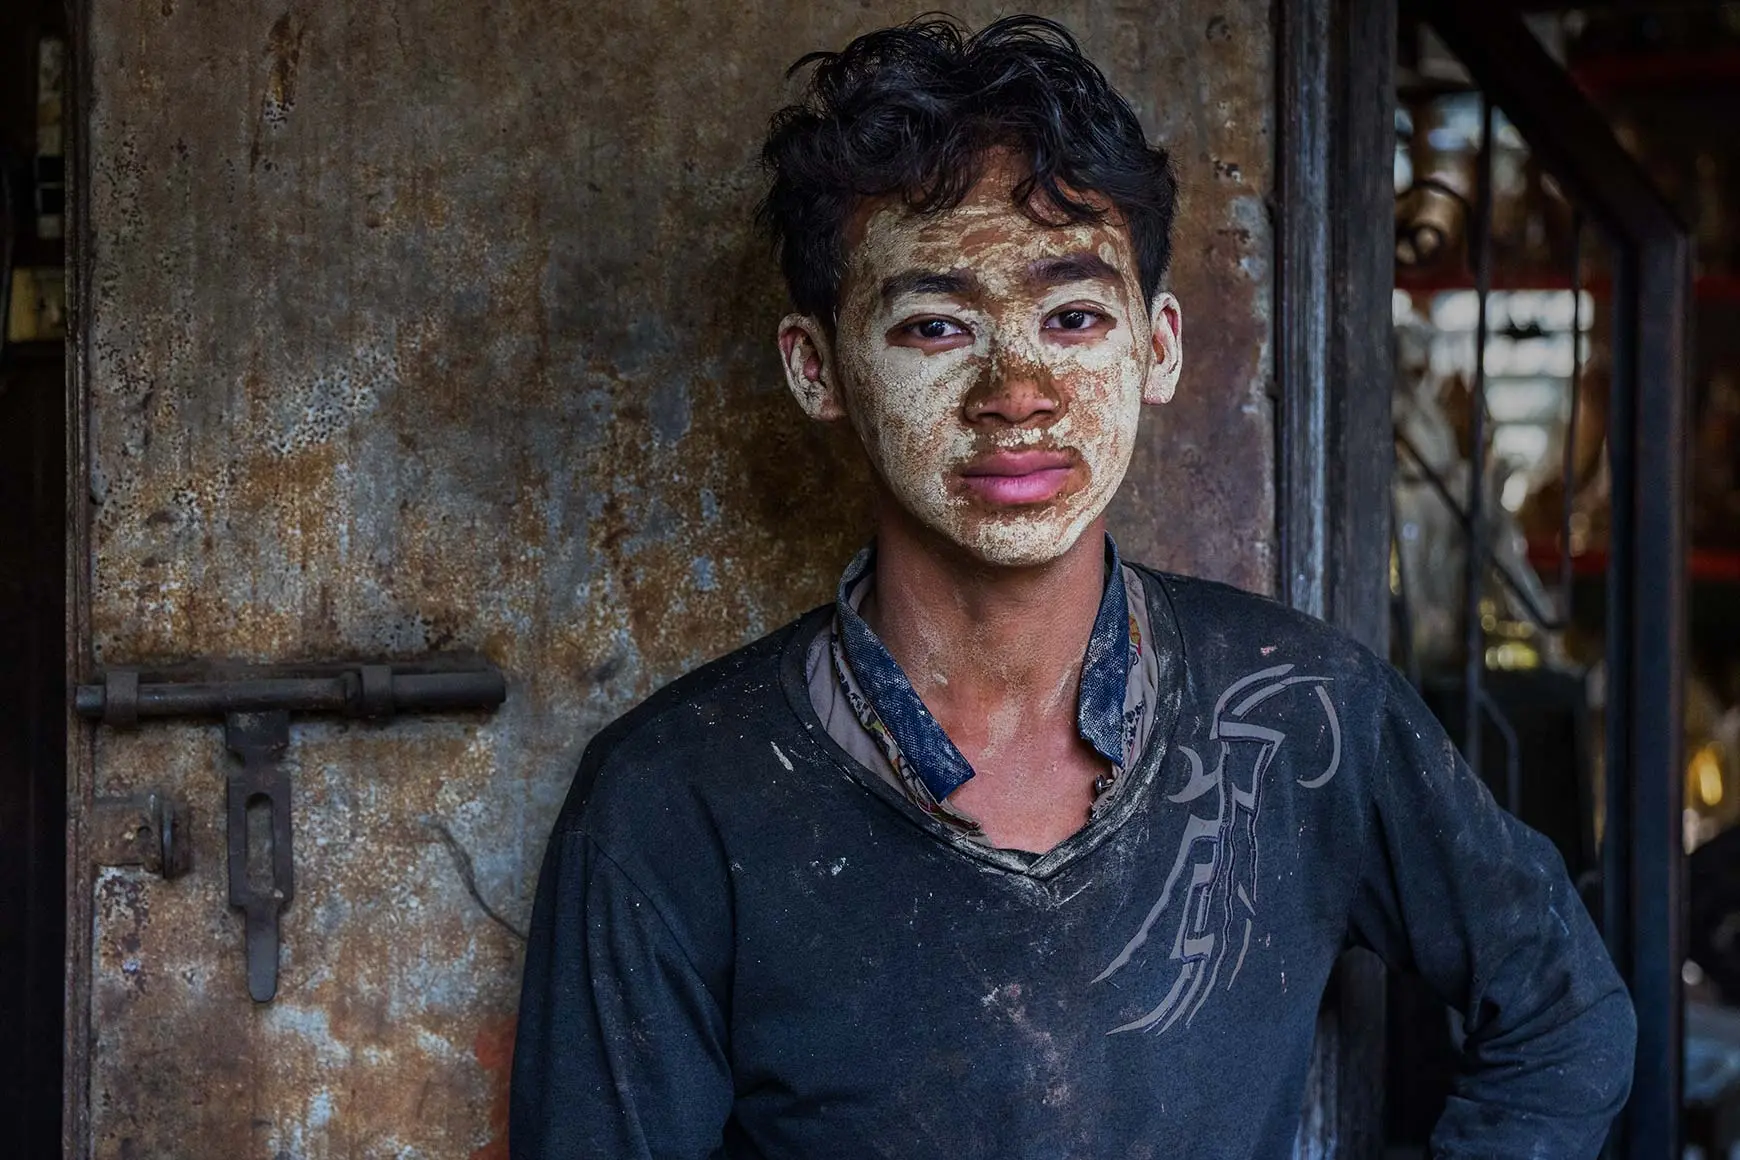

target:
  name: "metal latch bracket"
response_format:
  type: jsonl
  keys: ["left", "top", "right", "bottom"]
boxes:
{"left": 76, "top": 659, "right": 506, "bottom": 1002}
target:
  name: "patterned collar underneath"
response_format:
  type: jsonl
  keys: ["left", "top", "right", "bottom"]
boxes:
{"left": 820, "top": 536, "right": 1153, "bottom": 840}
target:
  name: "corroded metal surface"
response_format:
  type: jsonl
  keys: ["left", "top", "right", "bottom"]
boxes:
{"left": 73, "top": 0, "right": 1274, "bottom": 1155}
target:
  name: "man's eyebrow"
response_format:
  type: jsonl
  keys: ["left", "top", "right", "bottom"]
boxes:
{"left": 880, "top": 268, "right": 980, "bottom": 303}
{"left": 1026, "top": 253, "right": 1123, "bottom": 288}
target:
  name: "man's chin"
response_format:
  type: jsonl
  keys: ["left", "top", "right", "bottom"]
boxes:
{"left": 936, "top": 510, "right": 1096, "bottom": 569}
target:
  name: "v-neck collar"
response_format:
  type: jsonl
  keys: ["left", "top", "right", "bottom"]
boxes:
{"left": 781, "top": 563, "right": 1188, "bottom": 880}
{"left": 830, "top": 535, "right": 1136, "bottom": 804}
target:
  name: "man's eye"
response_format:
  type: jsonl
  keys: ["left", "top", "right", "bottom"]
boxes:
{"left": 1047, "top": 309, "right": 1103, "bottom": 331}
{"left": 907, "top": 318, "right": 966, "bottom": 340}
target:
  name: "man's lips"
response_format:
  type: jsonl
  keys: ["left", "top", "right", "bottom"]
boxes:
{"left": 957, "top": 450, "right": 1077, "bottom": 506}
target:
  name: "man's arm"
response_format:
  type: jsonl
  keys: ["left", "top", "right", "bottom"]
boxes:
{"left": 510, "top": 816, "right": 733, "bottom": 1158}
{"left": 1348, "top": 666, "right": 1636, "bottom": 1157}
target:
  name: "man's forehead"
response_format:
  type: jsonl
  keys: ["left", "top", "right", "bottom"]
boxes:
{"left": 847, "top": 194, "right": 1132, "bottom": 279}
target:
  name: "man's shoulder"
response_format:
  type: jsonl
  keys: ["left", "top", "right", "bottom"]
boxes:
{"left": 553, "top": 607, "right": 826, "bottom": 839}
{"left": 601, "top": 613, "right": 813, "bottom": 753}
{"left": 1128, "top": 562, "right": 1391, "bottom": 688}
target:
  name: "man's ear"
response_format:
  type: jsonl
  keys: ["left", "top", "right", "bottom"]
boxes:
{"left": 778, "top": 315, "right": 846, "bottom": 422}
{"left": 1142, "top": 292, "right": 1183, "bottom": 406}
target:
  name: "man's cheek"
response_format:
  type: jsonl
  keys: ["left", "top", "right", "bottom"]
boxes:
{"left": 857, "top": 400, "right": 934, "bottom": 474}
{"left": 1069, "top": 374, "right": 1139, "bottom": 462}
{"left": 881, "top": 411, "right": 956, "bottom": 473}
{"left": 1096, "top": 378, "right": 1144, "bottom": 469}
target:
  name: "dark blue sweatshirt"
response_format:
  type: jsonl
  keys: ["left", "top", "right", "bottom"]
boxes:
{"left": 511, "top": 568, "right": 1635, "bottom": 1158}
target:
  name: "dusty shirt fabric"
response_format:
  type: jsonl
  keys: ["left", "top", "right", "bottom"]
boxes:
{"left": 804, "top": 537, "right": 1161, "bottom": 848}
{"left": 512, "top": 566, "right": 1635, "bottom": 1160}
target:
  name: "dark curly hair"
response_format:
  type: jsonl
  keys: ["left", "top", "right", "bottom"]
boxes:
{"left": 757, "top": 14, "right": 1178, "bottom": 321}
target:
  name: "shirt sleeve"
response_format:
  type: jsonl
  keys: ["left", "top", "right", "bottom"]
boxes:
{"left": 510, "top": 821, "right": 733, "bottom": 1160}
{"left": 1347, "top": 666, "right": 1636, "bottom": 1158}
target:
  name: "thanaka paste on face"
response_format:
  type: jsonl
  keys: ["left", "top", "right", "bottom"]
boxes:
{"left": 778, "top": 157, "right": 1182, "bottom": 566}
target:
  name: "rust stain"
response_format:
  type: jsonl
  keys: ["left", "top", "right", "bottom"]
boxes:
{"left": 250, "top": 9, "right": 308, "bottom": 172}
{"left": 77, "top": 0, "right": 1276, "bottom": 1154}
{"left": 471, "top": 1016, "right": 516, "bottom": 1160}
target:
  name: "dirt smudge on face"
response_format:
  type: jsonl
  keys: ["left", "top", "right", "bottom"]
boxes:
{"left": 829, "top": 153, "right": 1155, "bottom": 568}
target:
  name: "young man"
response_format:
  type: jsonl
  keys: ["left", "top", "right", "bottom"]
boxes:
{"left": 512, "top": 17, "right": 1634, "bottom": 1158}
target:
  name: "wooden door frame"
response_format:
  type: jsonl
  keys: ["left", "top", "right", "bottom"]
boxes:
{"left": 62, "top": 0, "right": 95, "bottom": 1150}
{"left": 1277, "top": 0, "right": 1397, "bottom": 1153}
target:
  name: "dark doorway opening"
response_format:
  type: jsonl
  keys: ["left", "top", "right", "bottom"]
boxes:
{"left": 1, "top": 2, "right": 68, "bottom": 1157}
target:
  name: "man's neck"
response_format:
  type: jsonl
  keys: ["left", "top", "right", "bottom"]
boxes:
{"left": 860, "top": 505, "right": 1107, "bottom": 730}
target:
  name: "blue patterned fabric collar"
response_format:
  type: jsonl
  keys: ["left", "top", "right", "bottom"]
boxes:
{"left": 831, "top": 535, "right": 1133, "bottom": 804}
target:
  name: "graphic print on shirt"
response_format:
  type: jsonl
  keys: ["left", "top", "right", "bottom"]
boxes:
{"left": 1091, "top": 664, "right": 1342, "bottom": 1036}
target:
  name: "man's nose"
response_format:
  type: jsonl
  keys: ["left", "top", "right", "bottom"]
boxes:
{"left": 963, "top": 354, "right": 1062, "bottom": 427}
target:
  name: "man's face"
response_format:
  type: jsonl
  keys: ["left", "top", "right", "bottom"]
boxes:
{"left": 780, "top": 155, "right": 1182, "bottom": 567}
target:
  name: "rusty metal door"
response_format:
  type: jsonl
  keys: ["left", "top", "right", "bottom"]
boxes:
{"left": 64, "top": 1, "right": 1278, "bottom": 1155}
